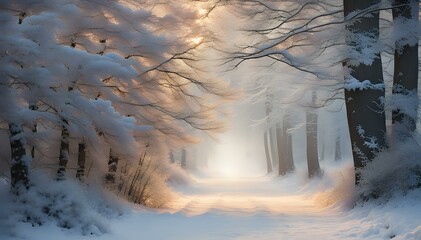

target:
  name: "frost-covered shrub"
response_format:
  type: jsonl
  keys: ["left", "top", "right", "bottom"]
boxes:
{"left": 357, "top": 136, "right": 421, "bottom": 200}
{"left": 0, "top": 172, "right": 126, "bottom": 237}
{"left": 108, "top": 148, "right": 173, "bottom": 208}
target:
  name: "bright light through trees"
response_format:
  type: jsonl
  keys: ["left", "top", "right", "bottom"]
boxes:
{"left": 0, "top": 1, "right": 421, "bottom": 239}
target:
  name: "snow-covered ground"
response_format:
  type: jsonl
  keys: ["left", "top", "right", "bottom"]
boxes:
{"left": 2, "top": 169, "right": 421, "bottom": 240}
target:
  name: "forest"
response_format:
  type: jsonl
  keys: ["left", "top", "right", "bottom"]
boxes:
{"left": 0, "top": 0, "right": 420, "bottom": 239}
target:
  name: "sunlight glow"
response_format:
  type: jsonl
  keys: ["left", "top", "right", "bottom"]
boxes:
{"left": 205, "top": 133, "right": 267, "bottom": 178}
{"left": 190, "top": 36, "right": 204, "bottom": 45}
{"left": 197, "top": 8, "right": 208, "bottom": 17}
{"left": 162, "top": 177, "right": 318, "bottom": 216}
{"left": 214, "top": 162, "right": 244, "bottom": 178}
{"left": 103, "top": 11, "right": 119, "bottom": 25}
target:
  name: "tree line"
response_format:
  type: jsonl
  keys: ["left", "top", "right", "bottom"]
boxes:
{"left": 197, "top": 0, "right": 420, "bottom": 192}
{"left": 1, "top": 0, "right": 230, "bottom": 205}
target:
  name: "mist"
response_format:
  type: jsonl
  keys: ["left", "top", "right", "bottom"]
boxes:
{"left": 1, "top": 1, "right": 420, "bottom": 240}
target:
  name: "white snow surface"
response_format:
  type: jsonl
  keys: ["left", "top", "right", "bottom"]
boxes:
{"left": 1, "top": 168, "right": 421, "bottom": 240}
{"left": 344, "top": 78, "right": 385, "bottom": 91}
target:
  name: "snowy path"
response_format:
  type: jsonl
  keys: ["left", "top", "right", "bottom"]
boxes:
{"left": 164, "top": 177, "right": 324, "bottom": 216}
{"left": 6, "top": 176, "right": 419, "bottom": 240}
{"left": 118, "top": 177, "right": 400, "bottom": 240}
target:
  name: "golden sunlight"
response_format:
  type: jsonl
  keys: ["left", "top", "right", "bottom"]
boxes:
{"left": 190, "top": 36, "right": 204, "bottom": 45}
{"left": 197, "top": 7, "right": 208, "bottom": 17}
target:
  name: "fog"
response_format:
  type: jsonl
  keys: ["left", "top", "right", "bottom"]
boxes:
{"left": 198, "top": 100, "right": 268, "bottom": 178}
{"left": 178, "top": 5, "right": 354, "bottom": 179}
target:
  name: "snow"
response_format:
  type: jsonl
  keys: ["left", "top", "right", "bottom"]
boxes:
{"left": 344, "top": 78, "right": 385, "bottom": 91}
{"left": 363, "top": 136, "right": 379, "bottom": 150}
{"left": 0, "top": 1, "right": 421, "bottom": 240}
{"left": 357, "top": 125, "right": 365, "bottom": 138}
{"left": 2, "top": 167, "right": 420, "bottom": 240}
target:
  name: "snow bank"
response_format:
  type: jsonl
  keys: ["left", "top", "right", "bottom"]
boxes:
{"left": 357, "top": 136, "right": 421, "bottom": 200}
{"left": 0, "top": 171, "right": 127, "bottom": 239}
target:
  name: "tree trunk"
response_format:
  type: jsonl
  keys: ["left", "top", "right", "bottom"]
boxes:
{"left": 76, "top": 142, "right": 86, "bottom": 181}
{"left": 29, "top": 103, "right": 38, "bottom": 159}
{"left": 56, "top": 119, "right": 69, "bottom": 180}
{"left": 277, "top": 122, "right": 287, "bottom": 175}
{"left": 335, "top": 135, "right": 341, "bottom": 161}
{"left": 392, "top": 0, "right": 419, "bottom": 137}
{"left": 320, "top": 129, "right": 325, "bottom": 161}
{"left": 282, "top": 114, "right": 295, "bottom": 174}
{"left": 265, "top": 92, "right": 278, "bottom": 169}
{"left": 170, "top": 152, "right": 175, "bottom": 163}
{"left": 9, "top": 123, "right": 30, "bottom": 192}
{"left": 264, "top": 131, "right": 273, "bottom": 173}
{"left": 169, "top": 152, "right": 175, "bottom": 164}
{"left": 269, "top": 126, "right": 279, "bottom": 169}
{"left": 181, "top": 148, "right": 187, "bottom": 169}
{"left": 343, "top": 0, "right": 387, "bottom": 185}
{"left": 264, "top": 131, "right": 272, "bottom": 173}
{"left": 306, "top": 93, "right": 320, "bottom": 177}
{"left": 56, "top": 40, "right": 78, "bottom": 181}
{"left": 106, "top": 149, "right": 119, "bottom": 184}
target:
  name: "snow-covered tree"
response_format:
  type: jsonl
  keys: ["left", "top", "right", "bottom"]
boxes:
{"left": 306, "top": 91, "right": 321, "bottom": 177}
{"left": 0, "top": 0, "right": 230, "bottom": 204}
{"left": 277, "top": 113, "right": 295, "bottom": 175}
{"left": 391, "top": 0, "right": 419, "bottom": 138}
{"left": 201, "top": 0, "right": 420, "bottom": 187}
{"left": 343, "top": 0, "right": 387, "bottom": 184}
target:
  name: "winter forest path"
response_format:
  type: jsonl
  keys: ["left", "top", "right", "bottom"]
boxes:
{"left": 165, "top": 176, "right": 324, "bottom": 216}
{"left": 123, "top": 176, "right": 383, "bottom": 240}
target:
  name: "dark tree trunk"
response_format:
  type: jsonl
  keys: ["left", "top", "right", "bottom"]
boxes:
{"left": 306, "top": 93, "right": 320, "bottom": 177}
{"left": 29, "top": 103, "right": 38, "bottom": 159}
{"left": 57, "top": 51, "right": 80, "bottom": 180}
{"left": 106, "top": 149, "right": 119, "bottom": 184}
{"left": 181, "top": 148, "right": 187, "bottom": 169}
{"left": 9, "top": 123, "right": 30, "bottom": 192}
{"left": 343, "top": 0, "right": 387, "bottom": 185}
{"left": 76, "top": 142, "right": 86, "bottom": 181}
{"left": 56, "top": 119, "right": 69, "bottom": 180}
{"left": 56, "top": 40, "right": 78, "bottom": 181}
{"left": 335, "top": 135, "right": 341, "bottom": 161}
{"left": 264, "top": 131, "right": 273, "bottom": 173}
{"left": 392, "top": 0, "right": 419, "bottom": 137}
